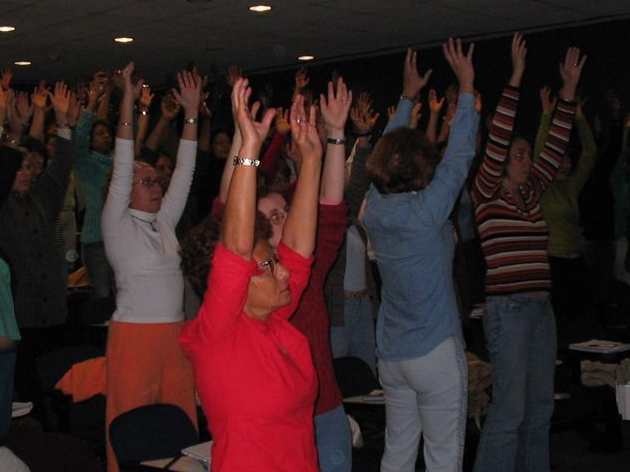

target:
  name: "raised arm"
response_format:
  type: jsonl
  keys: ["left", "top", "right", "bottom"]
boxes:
{"left": 384, "top": 49, "right": 432, "bottom": 134}
{"left": 319, "top": 77, "right": 352, "bottom": 204}
{"left": 220, "top": 78, "right": 276, "bottom": 258}
{"left": 134, "top": 84, "right": 154, "bottom": 156}
{"left": 30, "top": 82, "right": 74, "bottom": 218}
{"left": 101, "top": 62, "right": 143, "bottom": 233}
{"left": 282, "top": 95, "right": 323, "bottom": 258}
{"left": 426, "top": 89, "right": 444, "bottom": 143}
{"left": 567, "top": 100, "right": 597, "bottom": 192}
{"left": 29, "top": 82, "right": 49, "bottom": 141}
{"left": 529, "top": 47, "right": 585, "bottom": 190}
{"left": 158, "top": 70, "right": 200, "bottom": 225}
{"left": 144, "top": 93, "right": 180, "bottom": 152}
{"left": 218, "top": 66, "right": 243, "bottom": 204}
{"left": 533, "top": 87, "right": 556, "bottom": 158}
{"left": 472, "top": 33, "right": 527, "bottom": 203}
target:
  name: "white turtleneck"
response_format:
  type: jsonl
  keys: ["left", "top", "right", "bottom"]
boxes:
{"left": 102, "top": 138, "right": 196, "bottom": 323}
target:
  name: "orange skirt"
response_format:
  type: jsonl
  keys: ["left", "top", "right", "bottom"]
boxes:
{"left": 105, "top": 320, "right": 197, "bottom": 472}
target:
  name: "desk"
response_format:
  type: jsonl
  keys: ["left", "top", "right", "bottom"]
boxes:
{"left": 343, "top": 389, "right": 384, "bottom": 405}
{"left": 141, "top": 456, "right": 207, "bottom": 471}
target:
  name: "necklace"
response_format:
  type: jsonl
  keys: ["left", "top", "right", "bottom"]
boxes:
{"left": 131, "top": 214, "right": 158, "bottom": 232}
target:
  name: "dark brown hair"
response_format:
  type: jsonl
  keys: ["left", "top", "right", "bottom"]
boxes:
{"left": 180, "top": 209, "right": 273, "bottom": 299}
{"left": 367, "top": 128, "right": 439, "bottom": 194}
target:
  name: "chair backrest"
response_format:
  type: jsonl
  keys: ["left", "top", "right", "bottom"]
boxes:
{"left": 109, "top": 404, "right": 199, "bottom": 467}
{"left": 333, "top": 356, "right": 380, "bottom": 398}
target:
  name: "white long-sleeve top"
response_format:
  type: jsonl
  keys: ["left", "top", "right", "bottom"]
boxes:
{"left": 102, "top": 138, "right": 197, "bottom": 323}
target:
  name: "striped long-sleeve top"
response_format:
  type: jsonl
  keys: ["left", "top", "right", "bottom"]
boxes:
{"left": 471, "top": 86, "right": 576, "bottom": 295}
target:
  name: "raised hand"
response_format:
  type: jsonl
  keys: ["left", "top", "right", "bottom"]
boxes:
{"left": 31, "top": 81, "right": 49, "bottom": 110}
{"left": 509, "top": 33, "right": 527, "bottom": 87}
{"left": 320, "top": 76, "right": 352, "bottom": 137}
{"left": 275, "top": 107, "right": 291, "bottom": 135}
{"left": 172, "top": 70, "right": 201, "bottom": 115}
{"left": 120, "top": 62, "right": 144, "bottom": 101}
{"left": 1, "top": 69, "right": 13, "bottom": 91}
{"left": 14, "top": 91, "right": 34, "bottom": 126}
{"left": 290, "top": 94, "right": 321, "bottom": 164}
{"left": 387, "top": 105, "right": 396, "bottom": 123}
{"left": 350, "top": 92, "right": 380, "bottom": 135}
{"left": 6, "top": 91, "right": 24, "bottom": 138}
{"left": 232, "top": 78, "right": 276, "bottom": 155}
{"left": 226, "top": 65, "right": 242, "bottom": 88}
{"left": 409, "top": 101, "right": 422, "bottom": 129}
{"left": 403, "top": 49, "right": 433, "bottom": 99}
{"left": 428, "top": 89, "right": 445, "bottom": 114}
{"left": 138, "top": 84, "right": 154, "bottom": 110}
{"left": 442, "top": 38, "right": 474, "bottom": 94}
{"left": 475, "top": 91, "right": 483, "bottom": 113}
{"left": 558, "top": 47, "right": 586, "bottom": 101}
{"left": 539, "top": 86, "right": 557, "bottom": 114}
{"left": 295, "top": 67, "right": 310, "bottom": 91}
{"left": 50, "top": 82, "right": 70, "bottom": 123}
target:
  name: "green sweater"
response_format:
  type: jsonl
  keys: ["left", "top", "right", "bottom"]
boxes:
{"left": 537, "top": 113, "right": 597, "bottom": 255}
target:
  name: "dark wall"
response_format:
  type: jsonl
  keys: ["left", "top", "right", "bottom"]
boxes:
{"left": 238, "top": 19, "right": 629, "bottom": 139}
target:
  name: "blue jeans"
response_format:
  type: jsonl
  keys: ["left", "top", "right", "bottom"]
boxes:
{"left": 314, "top": 405, "right": 352, "bottom": 472}
{"left": 379, "top": 337, "right": 468, "bottom": 472}
{"left": 0, "top": 347, "right": 17, "bottom": 437}
{"left": 473, "top": 294, "right": 556, "bottom": 472}
{"left": 330, "top": 296, "right": 376, "bottom": 375}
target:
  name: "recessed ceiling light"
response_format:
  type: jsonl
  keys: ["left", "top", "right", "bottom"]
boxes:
{"left": 249, "top": 5, "right": 272, "bottom": 12}
{"left": 0, "top": 26, "right": 16, "bottom": 33}
{"left": 14, "top": 61, "right": 31, "bottom": 66}
{"left": 298, "top": 55, "right": 315, "bottom": 61}
{"left": 114, "top": 37, "right": 134, "bottom": 43}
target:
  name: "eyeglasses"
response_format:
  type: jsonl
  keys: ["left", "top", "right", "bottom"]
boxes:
{"left": 257, "top": 256, "right": 279, "bottom": 275}
{"left": 132, "top": 176, "right": 166, "bottom": 188}
{"left": 268, "top": 207, "right": 289, "bottom": 226}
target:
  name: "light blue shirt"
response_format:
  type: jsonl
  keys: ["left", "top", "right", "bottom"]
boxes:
{"left": 362, "top": 93, "right": 478, "bottom": 360}
{"left": 74, "top": 110, "right": 113, "bottom": 244}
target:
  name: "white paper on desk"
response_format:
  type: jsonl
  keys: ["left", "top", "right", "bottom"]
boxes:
{"left": 11, "top": 402, "right": 33, "bottom": 418}
{"left": 569, "top": 339, "right": 630, "bottom": 354}
{"left": 182, "top": 441, "right": 212, "bottom": 467}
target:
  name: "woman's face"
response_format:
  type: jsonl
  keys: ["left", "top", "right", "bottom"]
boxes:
{"left": 91, "top": 124, "right": 112, "bottom": 154}
{"left": 245, "top": 239, "right": 291, "bottom": 320}
{"left": 212, "top": 132, "right": 231, "bottom": 160}
{"left": 257, "top": 192, "right": 289, "bottom": 250}
{"left": 129, "top": 165, "right": 164, "bottom": 213}
{"left": 27, "top": 152, "right": 45, "bottom": 182}
{"left": 12, "top": 156, "right": 32, "bottom": 195}
{"left": 505, "top": 138, "right": 532, "bottom": 186}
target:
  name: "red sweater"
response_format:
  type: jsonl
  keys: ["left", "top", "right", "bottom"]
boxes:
{"left": 180, "top": 243, "right": 317, "bottom": 472}
{"left": 291, "top": 202, "right": 348, "bottom": 415}
{"left": 471, "top": 86, "right": 576, "bottom": 295}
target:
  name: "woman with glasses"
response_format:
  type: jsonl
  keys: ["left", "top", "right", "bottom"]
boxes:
{"left": 101, "top": 62, "right": 200, "bottom": 472}
{"left": 180, "top": 79, "right": 324, "bottom": 472}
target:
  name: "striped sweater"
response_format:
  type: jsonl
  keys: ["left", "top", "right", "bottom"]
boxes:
{"left": 471, "top": 86, "right": 576, "bottom": 295}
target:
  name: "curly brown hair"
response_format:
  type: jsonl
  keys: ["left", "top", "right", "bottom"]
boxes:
{"left": 367, "top": 128, "right": 439, "bottom": 194}
{"left": 179, "top": 209, "right": 273, "bottom": 299}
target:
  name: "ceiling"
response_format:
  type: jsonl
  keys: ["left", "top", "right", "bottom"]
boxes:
{"left": 1, "top": 0, "right": 629, "bottom": 85}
